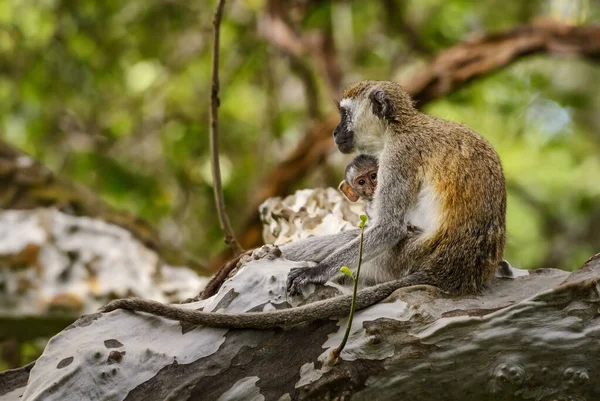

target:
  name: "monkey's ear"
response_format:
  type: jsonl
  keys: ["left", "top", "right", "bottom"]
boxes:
{"left": 339, "top": 180, "right": 360, "bottom": 202}
{"left": 370, "top": 89, "right": 392, "bottom": 120}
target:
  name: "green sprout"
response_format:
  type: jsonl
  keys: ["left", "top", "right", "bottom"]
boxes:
{"left": 333, "top": 214, "right": 368, "bottom": 359}
{"left": 340, "top": 266, "right": 354, "bottom": 279}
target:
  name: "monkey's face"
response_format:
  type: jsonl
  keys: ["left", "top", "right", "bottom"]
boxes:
{"left": 339, "top": 165, "right": 378, "bottom": 202}
{"left": 333, "top": 105, "right": 356, "bottom": 154}
{"left": 335, "top": 81, "right": 416, "bottom": 155}
{"left": 334, "top": 90, "right": 388, "bottom": 156}
{"left": 352, "top": 168, "right": 378, "bottom": 200}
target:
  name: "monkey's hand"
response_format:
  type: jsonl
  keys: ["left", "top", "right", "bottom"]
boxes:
{"left": 287, "top": 266, "right": 328, "bottom": 296}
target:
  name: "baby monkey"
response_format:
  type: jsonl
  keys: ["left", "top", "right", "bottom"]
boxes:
{"left": 339, "top": 155, "right": 417, "bottom": 232}
{"left": 339, "top": 154, "right": 378, "bottom": 206}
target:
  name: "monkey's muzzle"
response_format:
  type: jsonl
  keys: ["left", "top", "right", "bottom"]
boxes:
{"left": 333, "top": 126, "right": 355, "bottom": 154}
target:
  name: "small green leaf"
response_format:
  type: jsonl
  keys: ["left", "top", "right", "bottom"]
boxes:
{"left": 359, "top": 214, "right": 368, "bottom": 228}
{"left": 340, "top": 266, "right": 354, "bottom": 279}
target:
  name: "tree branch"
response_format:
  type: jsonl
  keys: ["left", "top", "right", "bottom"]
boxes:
{"left": 11, "top": 257, "right": 600, "bottom": 399}
{"left": 404, "top": 18, "right": 600, "bottom": 106}
{"left": 209, "top": 0, "right": 244, "bottom": 255}
{"left": 0, "top": 140, "right": 211, "bottom": 275}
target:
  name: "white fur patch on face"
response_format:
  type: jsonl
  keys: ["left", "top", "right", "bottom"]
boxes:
{"left": 339, "top": 98, "right": 354, "bottom": 110}
{"left": 339, "top": 96, "right": 386, "bottom": 156}
{"left": 406, "top": 184, "right": 440, "bottom": 236}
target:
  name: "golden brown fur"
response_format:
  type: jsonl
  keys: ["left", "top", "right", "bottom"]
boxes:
{"left": 344, "top": 80, "right": 506, "bottom": 293}
{"left": 285, "top": 80, "right": 506, "bottom": 294}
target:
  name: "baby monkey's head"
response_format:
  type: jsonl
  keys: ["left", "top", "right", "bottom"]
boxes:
{"left": 339, "top": 155, "right": 379, "bottom": 202}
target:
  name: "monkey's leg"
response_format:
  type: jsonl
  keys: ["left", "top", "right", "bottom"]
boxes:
{"left": 286, "top": 141, "right": 421, "bottom": 295}
{"left": 279, "top": 229, "right": 361, "bottom": 263}
{"left": 287, "top": 223, "right": 407, "bottom": 295}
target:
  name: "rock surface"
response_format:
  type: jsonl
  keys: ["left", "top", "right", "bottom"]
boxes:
{"left": 2, "top": 250, "right": 599, "bottom": 401}
{"left": 0, "top": 209, "right": 207, "bottom": 338}
{"left": 260, "top": 187, "right": 365, "bottom": 245}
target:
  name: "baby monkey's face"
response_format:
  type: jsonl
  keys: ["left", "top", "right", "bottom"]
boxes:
{"left": 351, "top": 168, "right": 378, "bottom": 200}
{"left": 339, "top": 167, "right": 378, "bottom": 202}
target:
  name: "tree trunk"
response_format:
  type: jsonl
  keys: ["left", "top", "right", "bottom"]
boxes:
{"left": 3, "top": 253, "right": 599, "bottom": 401}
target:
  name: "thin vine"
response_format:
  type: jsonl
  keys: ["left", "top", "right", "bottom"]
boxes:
{"left": 209, "top": 0, "right": 244, "bottom": 255}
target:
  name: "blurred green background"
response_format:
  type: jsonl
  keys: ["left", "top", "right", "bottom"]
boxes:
{"left": 1, "top": 0, "right": 599, "bottom": 276}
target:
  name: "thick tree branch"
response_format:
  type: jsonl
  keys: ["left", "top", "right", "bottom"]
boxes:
{"left": 9, "top": 257, "right": 600, "bottom": 400}
{"left": 205, "top": 20, "right": 600, "bottom": 270}
{"left": 405, "top": 18, "right": 600, "bottom": 106}
{"left": 209, "top": 0, "right": 244, "bottom": 255}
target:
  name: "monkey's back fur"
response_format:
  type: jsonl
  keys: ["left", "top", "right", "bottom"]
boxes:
{"left": 330, "top": 80, "right": 506, "bottom": 295}
{"left": 396, "top": 114, "right": 506, "bottom": 293}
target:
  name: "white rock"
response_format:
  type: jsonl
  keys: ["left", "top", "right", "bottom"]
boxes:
{"left": 259, "top": 187, "right": 366, "bottom": 245}
{"left": 0, "top": 209, "right": 207, "bottom": 316}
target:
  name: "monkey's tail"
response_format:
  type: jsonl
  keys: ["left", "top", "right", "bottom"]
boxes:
{"left": 99, "top": 274, "right": 435, "bottom": 330}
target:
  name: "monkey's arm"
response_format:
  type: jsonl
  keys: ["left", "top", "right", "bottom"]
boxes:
{"left": 286, "top": 223, "right": 405, "bottom": 295}
{"left": 279, "top": 228, "right": 361, "bottom": 262}
{"left": 287, "top": 150, "right": 421, "bottom": 295}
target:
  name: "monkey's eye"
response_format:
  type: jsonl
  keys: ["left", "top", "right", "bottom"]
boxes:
{"left": 358, "top": 179, "right": 365, "bottom": 186}
{"left": 370, "top": 173, "right": 377, "bottom": 181}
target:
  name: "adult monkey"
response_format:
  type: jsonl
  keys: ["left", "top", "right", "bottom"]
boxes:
{"left": 101, "top": 80, "right": 506, "bottom": 328}
{"left": 284, "top": 80, "right": 506, "bottom": 296}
